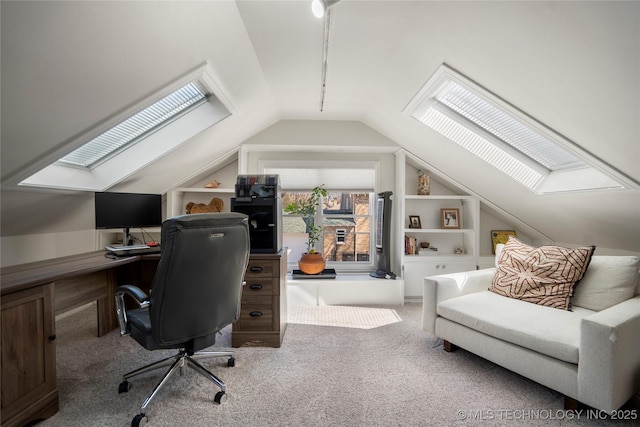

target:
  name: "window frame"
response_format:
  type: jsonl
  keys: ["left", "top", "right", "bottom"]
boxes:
{"left": 403, "top": 64, "right": 639, "bottom": 194}
{"left": 261, "top": 160, "right": 381, "bottom": 273}
{"left": 8, "top": 63, "right": 234, "bottom": 192}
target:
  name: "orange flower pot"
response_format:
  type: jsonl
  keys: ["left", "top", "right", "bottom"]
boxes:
{"left": 298, "top": 252, "right": 326, "bottom": 275}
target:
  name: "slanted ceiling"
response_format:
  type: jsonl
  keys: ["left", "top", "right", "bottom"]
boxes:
{"left": 1, "top": 1, "right": 639, "bottom": 253}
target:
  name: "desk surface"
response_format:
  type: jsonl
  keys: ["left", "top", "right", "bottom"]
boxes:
{"left": 1, "top": 251, "right": 141, "bottom": 295}
{"left": 1, "top": 250, "right": 161, "bottom": 427}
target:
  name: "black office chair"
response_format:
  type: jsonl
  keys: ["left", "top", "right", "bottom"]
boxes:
{"left": 114, "top": 213, "right": 249, "bottom": 427}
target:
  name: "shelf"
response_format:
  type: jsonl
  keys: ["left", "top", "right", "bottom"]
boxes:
{"left": 404, "top": 228, "right": 474, "bottom": 233}
{"left": 404, "top": 195, "right": 475, "bottom": 200}
{"left": 172, "top": 187, "right": 234, "bottom": 193}
{"left": 396, "top": 150, "right": 482, "bottom": 298}
{"left": 167, "top": 187, "right": 235, "bottom": 217}
{"left": 403, "top": 254, "right": 474, "bottom": 262}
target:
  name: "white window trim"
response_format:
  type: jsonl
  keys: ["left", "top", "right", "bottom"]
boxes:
{"left": 6, "top": 63, "right": 235, "bottom": 192}
{"left": 259, "top": 159, "right": 380, "bottom": 191}
{"left": 403, "top": 64, "right": 639, "bottom": 194}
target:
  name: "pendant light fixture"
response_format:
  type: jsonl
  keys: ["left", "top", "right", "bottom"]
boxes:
{"left": 312, "top": 1, "right": 342, "bottom": 111}
{"left": 311, "top": 0, "right": 341, "bottom": 18}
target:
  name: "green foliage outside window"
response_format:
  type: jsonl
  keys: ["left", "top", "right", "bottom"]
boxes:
{"left": 283, "top": 185, "right": 327, "bottom": 254}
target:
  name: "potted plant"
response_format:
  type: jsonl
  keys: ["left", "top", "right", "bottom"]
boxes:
{"left": 283, "top": 185, "right": 327, "bottom": 274}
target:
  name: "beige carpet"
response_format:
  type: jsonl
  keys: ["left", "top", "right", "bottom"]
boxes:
{"left": 40, "top": 303, "right": 638, "bottom": 426}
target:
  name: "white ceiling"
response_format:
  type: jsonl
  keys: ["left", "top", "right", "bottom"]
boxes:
{"left": 1, "top": 1, "right": 639, "bottom": 252}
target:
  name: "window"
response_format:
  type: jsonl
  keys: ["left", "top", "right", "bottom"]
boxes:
{"left": 263, "top": 161, "right": 379, "bottom": 271}
{"left": 323, "top": 192, "right": 371, "bottom": 263}
{"left": 13, "top": 64, "right": 232, "bottom": 191}
{"left": 282, "top": 191, "right": 373, "bottom": 269}
{"left": 58, "top": 82, "right": 208, "bottom": 168}
{"left": 404, "top": 64, "right": 638, "bottom": 194}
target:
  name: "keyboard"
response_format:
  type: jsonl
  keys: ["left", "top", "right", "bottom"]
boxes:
{"left": 105, "top": 245, "right": 161, "bottom": 257}
{"left": 106, "top": 244, "right": 150, "bottom": 252}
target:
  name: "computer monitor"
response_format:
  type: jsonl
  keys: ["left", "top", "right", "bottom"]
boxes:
{"left": 95, "top": 192, "right": 162, "bottom": 245}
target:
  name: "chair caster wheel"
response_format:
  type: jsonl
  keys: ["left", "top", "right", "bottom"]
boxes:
{"left": 214, "top": 391, "right": 226, "bottom": 404}
{"left": 131, "top": 413, "right": 147, "bottom": 426}
{"left": 119, "top": 381, "right": 131, "bottom": 393}
{"left": 227, "top": 357, "right": 235, "bottom": 367}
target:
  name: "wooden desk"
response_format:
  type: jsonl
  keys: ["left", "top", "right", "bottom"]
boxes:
{"left": 0, "top": 251, "right": 151, "bottom": 427}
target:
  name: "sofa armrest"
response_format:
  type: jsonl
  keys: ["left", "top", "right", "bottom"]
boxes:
{"left": 579, "top": 295, "right": 640, "bottom": 412}
{"left": 422, "top": 268, "right": 495, "bottom": 334}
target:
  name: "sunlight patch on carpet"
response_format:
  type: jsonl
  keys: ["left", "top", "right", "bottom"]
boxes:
{"left": 288, "top": 305, "right": 402, "bottom": 329}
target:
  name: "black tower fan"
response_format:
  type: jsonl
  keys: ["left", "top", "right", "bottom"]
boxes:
{"left": 370, "top": 191, "right": 396, "bottom": 279}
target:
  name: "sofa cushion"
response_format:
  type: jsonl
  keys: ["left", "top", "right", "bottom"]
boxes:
{"left": 571, "top": 256, "right": 639, "bottom": 311}
{"left": 489, "top": 237, "right": 595, "bottom": 310}
{"left": 437, "top": 291, "right": 596, "bottom": 363}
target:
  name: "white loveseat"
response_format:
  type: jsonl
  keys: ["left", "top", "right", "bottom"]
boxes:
{"left": 422, "top": 254, "right": 640, "bottom": 412}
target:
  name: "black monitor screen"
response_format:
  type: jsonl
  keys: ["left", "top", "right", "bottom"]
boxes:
{"left": 95, "top": 192, "right": 162, "bottom": 229}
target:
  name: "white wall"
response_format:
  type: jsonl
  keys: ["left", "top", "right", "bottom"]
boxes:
{"left": 1, "top": 230, "right": 96, "bottom": 267}
{"left": 1, "top": 191, "right": 96, "bottom": 267}
{"left": 192, "top": 160, "right": 240, "bottom": 190}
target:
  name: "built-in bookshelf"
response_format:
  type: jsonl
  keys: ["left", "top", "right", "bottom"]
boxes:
{"left": 166, "top": 187, "right": 235, "bottom": 217}
{"left": 395, "top": 151, "right": 480, "bottom": 298}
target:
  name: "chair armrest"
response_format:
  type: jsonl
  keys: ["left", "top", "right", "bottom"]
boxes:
{"left": 422, "top": 268, "right": 495, "bottom": 334}
{"left": 115, "top": 284, "right": 150, "bottom": 305}
{"left": 579, "top": 295, "right": 640, "bottom": 412}
{"left": 114, "top": 285, "right": 150, "bottom": 336}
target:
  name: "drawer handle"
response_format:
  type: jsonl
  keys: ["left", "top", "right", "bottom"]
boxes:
{"left": 249, "top": 266, "right": 263, "bottom": 273}
{"left": 250, "top": 311, "right": 263, "bottom": 317}
{"left": 249, "top": 284, "right": 263, "bottom": 290}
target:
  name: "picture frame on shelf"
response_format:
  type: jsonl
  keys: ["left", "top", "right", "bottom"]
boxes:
{"left": 409, "top": 215, "right": 422, "bottom": 229}
{"left": 491, "top": 230, "right": 517, "bottom": 254}
{"left": 441, "top": 208, "right": 461, "bottom": 229}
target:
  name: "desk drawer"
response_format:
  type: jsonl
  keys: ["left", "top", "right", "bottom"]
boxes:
{"left": 243, "top": 278, "right": 275, "bottom": 296}
{"left": 235, "top": 297, "right": 274, "bottom": 331}
{"left": 232, "top": 250, "right": 285, "bottom": 348}
{"left": 245, "top": 259, "right": 278, "bottom": 279}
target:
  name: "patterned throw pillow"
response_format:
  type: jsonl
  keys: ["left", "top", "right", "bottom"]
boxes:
{"left": 489, "top": 237, "right": 595, "bottom": 310}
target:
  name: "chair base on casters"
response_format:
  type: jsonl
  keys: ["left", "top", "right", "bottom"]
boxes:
{"left": 118, "top": 349, "right": 235, "bottom": 426}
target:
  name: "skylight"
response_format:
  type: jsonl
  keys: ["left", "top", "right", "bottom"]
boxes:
{"left": 58, "top": 83, "right": 208, "bottom": 168}
{"left": 434, "top": 81, "right": 584, "bottom": 171}
{"left": 404, "top": 64, "right": 638, "bottom": 194}
{"left": 11, "top": 64, "right": 233, "bottom": 192}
